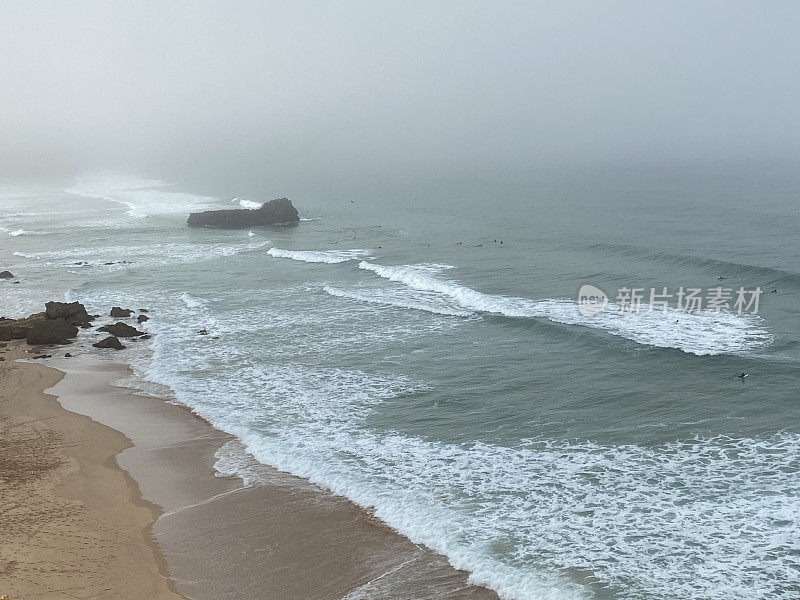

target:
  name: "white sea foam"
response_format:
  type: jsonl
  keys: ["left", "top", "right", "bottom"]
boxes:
{"left": 11, "top": 241, "right": 268, "bottom": 272}
{"left": 268, "top": 247, "right": 372, "bottom": 264}
{"left": 2, "top": 228, "right": 32, "bottom": 237}
{"left": 323, "top": 285, "right": 474, "bottom": 317}
{"left": 357, "top": 261, "right": 772, "bottom": 355}
{"left": 66, "top": 172, "right": 220, "bottom": 218}
{"left": 0, "top": 224, "right": 42, "bottom": 236}
{"left": 143, "top": 327, "right": 798, "bottom": 600}
{"left": 62, "top": 286, "right": 797, "bottom": 600}
{"left": 180, "top": 292, "right": 207, "bottom": 309}
{"left": 233, "top": 197, "right": 263, "bottom": 209}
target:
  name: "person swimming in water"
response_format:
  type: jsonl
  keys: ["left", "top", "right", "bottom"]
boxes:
{"left": 735, "top": 372, "right": 749, "bottom": 380}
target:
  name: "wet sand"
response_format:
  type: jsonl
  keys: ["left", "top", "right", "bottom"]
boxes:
{"left": 2, "top": 340, "right": 499, "bottom": 600}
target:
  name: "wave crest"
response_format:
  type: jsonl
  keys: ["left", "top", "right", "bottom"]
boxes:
{"left": 268, "top": 247, "right": 372, "bottom": 264}
{"left": 357, "top": 261, "right": 772, "bottom": 356}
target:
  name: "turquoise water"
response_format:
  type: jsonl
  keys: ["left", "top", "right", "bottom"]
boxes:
{"left": 1, "top": 171, "right": 798, "bottom": 600}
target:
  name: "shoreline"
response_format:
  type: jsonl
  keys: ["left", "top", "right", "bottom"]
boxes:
{"left": 1, "top": 340, "right": 500, "bottom": 600}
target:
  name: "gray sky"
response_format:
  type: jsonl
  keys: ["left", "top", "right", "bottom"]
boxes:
{"left": 1, "top": 0, "right": 798, "bottom": 186}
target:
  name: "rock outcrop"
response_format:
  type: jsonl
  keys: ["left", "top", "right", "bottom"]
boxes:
{"left": 97, "top": 322, "right": 146, "bottom": 338}
{"left": 0, "top": 313, "right": 46, "bottom": 341}
{"left": 45, "top": 301, "right": 92, "bottom": 326}
{"left": 27, "top": 318, "right": 79, "bottom": 345}
{"left": 0, "top": 271, "right": 14, "bottom": 279}
{"left": 137, "top": 315, "right": 149, "bottom": 323}
{"left": 93, "top": 336, "right": 125, "bottom": 350}
{"left": 110, "top": 306, "right": 134, "bottom": 318}
{"left": 187, "top": 198, "right": 299, "bottom": 228}
{"left": 0, "top": 301, "right": 92, "bottom": 344}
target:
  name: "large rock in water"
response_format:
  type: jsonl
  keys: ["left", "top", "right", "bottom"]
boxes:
{"left": 187, "top": 198, "right": 299, "bottom": 228}
{"left": 110, "top": 306, "right": 134, "bottom": 317}
{"left": 97, "top": 322, "right": 146, "bottom": 338}
{"left": 93, "top": 336, "right": 125, "bottom": 350}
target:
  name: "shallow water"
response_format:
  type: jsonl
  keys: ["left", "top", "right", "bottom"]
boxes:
{"left": 1, "top": 170, "right": 798, "bottom": 600}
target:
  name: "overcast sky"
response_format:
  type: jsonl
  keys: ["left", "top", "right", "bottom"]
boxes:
{"left": 1, "top": 0, "right": 798, "bottom": 187}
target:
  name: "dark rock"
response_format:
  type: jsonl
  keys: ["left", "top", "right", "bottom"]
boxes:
{"left": 139, "top": 308, "right": 149, "bottom": 313}
{"left": 12, "top": 281, "right": 20, "bottom": 284}
{"left": 0, "top": 313, "right": 46, "bottom": 340}
{"left": 110, "top": 306, "right": 134, "bottom": 317}
{"left": 0, "top": 271, "right": 14, "bottom": 279}
{"left": 97, "top": 322, "right": 146, "bottom": 338}
{"left": 137, "top": 314, "right": 149, "bottom": 323}
{"left": 139, "top": 334, "right": 152, "bottom": 340}
{"left": 0, "top": 356, "right": 4, "bottom": 361}
{"left": 197, "top": 329, "right": 209, "bottom": 335}
{"left": 93, "top": 336, "right": 125, "bottom": 350}
{"left": 45, "top": 301, "right": 92, "bottom": 326}
{"left": 31, "top": 354, "right": 52, "bottom": 359}
{"left": 64, "top": 352, "right": 72, "bottom": 357}
{"left": 187, "top": 197, "right": 299, "bottom": 229}
{"left": 27, "top": 318, "right": 79, "bottom": 345}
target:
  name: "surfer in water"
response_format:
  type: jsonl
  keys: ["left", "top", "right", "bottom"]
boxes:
{"left": 735, "top": 372, "right": 749, "bottom": 380}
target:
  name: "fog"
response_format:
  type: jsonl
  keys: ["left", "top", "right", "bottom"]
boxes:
{"left": 1, "top": 1, "right": 798, "bottom": 194}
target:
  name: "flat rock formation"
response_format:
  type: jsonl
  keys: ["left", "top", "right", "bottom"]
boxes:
{"left": 187, "top": 197, "right": 299, "bottom": 228}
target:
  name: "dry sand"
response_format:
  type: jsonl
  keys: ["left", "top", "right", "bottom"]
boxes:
{"left": 0, "top": 339, "right": 499, "bottom": 600}
{"left": 0, "top": 341, "right": 181, "bottom": 600}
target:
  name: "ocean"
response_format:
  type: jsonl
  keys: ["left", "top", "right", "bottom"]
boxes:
{"left": 1, "top": 169, "right": 798, "bottom": 600}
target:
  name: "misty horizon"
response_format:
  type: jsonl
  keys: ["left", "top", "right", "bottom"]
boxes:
{"left": 1, "top": 1, "right": 799, "bottom": 198}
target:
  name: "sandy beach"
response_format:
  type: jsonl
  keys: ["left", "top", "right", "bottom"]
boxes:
{"left": 0, "top": 341, "right": 181, "bottom": 599}
{"left": 0, "top": 340, "right": 499, "bottom": 600}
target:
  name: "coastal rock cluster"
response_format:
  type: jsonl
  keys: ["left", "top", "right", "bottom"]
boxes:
{"left": 0, "top": 302, "right": 92, "bottom": 345}
{"left": 187, "top": 197, "right": 299, "bottom": 228}
{"left": 0, "top": 302, "right": 150, "bottom": 351}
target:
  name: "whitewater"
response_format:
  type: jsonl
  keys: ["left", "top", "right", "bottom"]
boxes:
{"left": 2, "top": 174, "right": 798, "bottom": 600}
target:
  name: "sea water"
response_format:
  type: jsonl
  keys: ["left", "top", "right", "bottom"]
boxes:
{"left": 1, "top": 170, "right": 798, "bottom": 600}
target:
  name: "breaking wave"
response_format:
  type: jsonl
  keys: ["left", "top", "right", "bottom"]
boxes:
{"left": 66, "top": 172, "right": 220, "bottom": 218}
{"left": 233, "top": 197, "right": 263, "bottom": 209}
{"left": 268, "top": 247, "right": 372, "bottom": 264}
{"left": 357, "top": 261, "right": 772, "bottom": 356}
